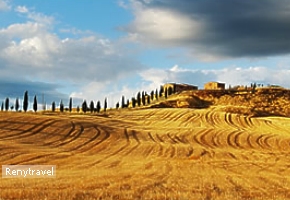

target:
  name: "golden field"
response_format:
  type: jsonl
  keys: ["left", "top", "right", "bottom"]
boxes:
{"left": 1, "top": 105, "right": 290, "bottom": 199}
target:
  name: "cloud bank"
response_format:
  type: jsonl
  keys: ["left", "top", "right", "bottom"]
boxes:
{"left": 0, "top": 4, "right": 144, "bottom": 106}
{"left": 123, "top": 0, "right": 290, "bottom": 59}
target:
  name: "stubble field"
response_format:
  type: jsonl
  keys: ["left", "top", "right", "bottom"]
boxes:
{"left": 1, "top": 107, "right": 290, "bottom": 199}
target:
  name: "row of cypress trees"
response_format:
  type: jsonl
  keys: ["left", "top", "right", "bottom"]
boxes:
{"left": 1, "top": 91, "right": 29, "bottom": 112}
{"left": 1, "top": 84, "right": 175, "bottom": 113}
{"left": 115, "top": 85, "right": 175, "bottom": 109}
{"left": 50, "top": 97, "right": 108, "bottom": 113}
{"left": 1, "top": 91, "right": 108, "bottom": 113}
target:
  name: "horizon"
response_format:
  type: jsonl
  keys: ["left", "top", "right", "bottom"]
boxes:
{"left": 1, "top": 0, "right": 290, "bottom": 108}
{"left": 1, "top": 80, "right": 288, "bottom": 112}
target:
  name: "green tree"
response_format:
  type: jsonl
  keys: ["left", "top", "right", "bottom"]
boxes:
{"left": 127, "top": 99, "right": 129, "bottom": 108}
{"left": 168, "top": 86, "right": 173, "bottom": 96}
{"left": 150, "top": 90, "right": 154, "bottom": 100}
{"left": 159, "top": 85, "right": 164, "bottom": 97}
{"left": 147, "top": 95, "right": 150, "bottom": 105}
{"left": 96, "top": 101, "right": 101, "bottom": 113}
{"left": 165, "top": 88, "right": 168, "bottom": 99}
{"left": 5, "top": 97, "right": 9, "bottom": 111}
{"left": 69, "top": 97, "right": 72, "bottom": 112}
{"left": 33, "top": 95, "right": 37, "bottom": 112}
{"left": 121, "top": 96, "right": 125, "bottom": 108}
{"left": 137, "top": 92, "right": 141, "bottom": 106}
{"left": 155, "top": 89, "right": 158, "bottom": 100}
{"left": 82, "top": 100, "right": 87, "bottom": 113}
{"left": 142, "top": 91, "right": 146, "bottom": 106}
{"left": 76, "top": 106, "right": 80, "bottom": 113}
{"left": 1, "top": 102, "right": 3, "bottom": 111}
{"left": 60, "top": 100, "right": 64, "bottom": 112}
{"left": 52, "top": 101, "right": 55, "bottom": 112}
{"left": 132, "top": 97, "right": 136, "bottom": 108}
{"left": 15, "top": 98, "right": 19, "bottom": 112}
{"left": 116, "top": 102, "right": 119, "bottom": 109}
{"left": 90, "top": 100, "right": 94, "bottom": 113}
{"left": 23, "top": 91, "right": 28, "bottom": 112}
{"left": 104, "top": 98, "right": 107, "bottom": 112}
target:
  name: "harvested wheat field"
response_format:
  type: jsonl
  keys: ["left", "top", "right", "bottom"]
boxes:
{"left": 1, "top": 107, "right": 290, "bottom": 199}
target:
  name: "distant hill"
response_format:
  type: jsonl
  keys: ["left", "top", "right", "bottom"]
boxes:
{"left": 149, "top": 87, "right": 290, "bottom": 117}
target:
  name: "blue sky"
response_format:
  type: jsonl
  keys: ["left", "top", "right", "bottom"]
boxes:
{"left": 1, "top": 0, "right": 290, "bottom": 109}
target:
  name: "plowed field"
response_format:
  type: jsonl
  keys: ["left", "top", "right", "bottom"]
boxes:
{"left": 1, "top": 107, "right": 290, "bottom": 199}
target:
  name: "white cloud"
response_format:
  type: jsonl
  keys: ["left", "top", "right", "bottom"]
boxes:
{"left": 15, "top": 6, "right": 29, "bottom": 13}
{"left": 27, "top": 12, "right": 54, "bottom": 26}
{"left": 118, "top": 0, "right": 129, "bottom": 9}
{"left": 0, "top": 22, "right": 47, "bottom": 38}
{"left": 0, "top": 0, "right": 10, "bottom": 11}
{"left": 0, "top": 4, "right": 144, "bottom": 104}
{"left": 14, "top": 5, "right": 54, "bottom": 26}
{"left": 123, "top": 2, "right": 203, "bottom": 47}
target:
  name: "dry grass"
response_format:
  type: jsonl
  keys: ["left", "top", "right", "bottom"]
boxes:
{"left": 1, "top": 107, "right": 290, "bottom": 199}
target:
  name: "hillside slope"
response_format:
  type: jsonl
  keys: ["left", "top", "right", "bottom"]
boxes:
{"left": 150, "top": 88, "right": 290, "bottom": 117}
{"left": 1, "top": 109, "right": 290, "bottom": 199}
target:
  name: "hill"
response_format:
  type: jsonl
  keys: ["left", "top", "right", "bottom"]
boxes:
{"left": 1, "top": 108, "right": 290, "bottom": 199}
{"left": 149, "top": 87, "right": 290, "bottom": 117}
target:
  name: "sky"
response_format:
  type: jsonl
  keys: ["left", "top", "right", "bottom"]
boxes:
{"left": 1, "top": 0, "right": 290, "bottom": 109}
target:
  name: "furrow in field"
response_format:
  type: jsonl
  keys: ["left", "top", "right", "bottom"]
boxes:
{"left": 0, "top": 118, "right": 58, "bottom": 139}
{"left": 85, "top": 128, "right": 133, "bottom": 166}
{"left": 10, "top": 153, "right": 56, "bottom": 165}
{"left": 68, "top": 127, "right": 102, "bottom": 152}
{"left": 53, "top": 122, "right": 84, "bottom": 148}
{"left": 192, "top": 128, "right": 215, "bottom": 148}
{"left": 42, "top": 121, "right": 76, "bottom": 146}
{"left": 256, "top": 134, "right": 275, "bottom": 150}
{"left": 224, "top": 113, "right": 240, "bottom": 129}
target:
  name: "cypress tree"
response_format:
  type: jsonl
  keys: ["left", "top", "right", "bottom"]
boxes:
{"left": 132, "top": 97, "right": 136, "bottom": 108}
{"left": 60, "top": 100, "right": 64, "bottom": 112}
{"left": 69, "top": 97, "right": 72, "bottom": 112}
{"left": 5, "top": 97, "right": 9, "bottom": 111}
{"left": 151, "top": 90, "right": 154, "bottom": 100}
{"left": 147, "top": 95, "right": 150, "bottom": 104}
{"left": 23, "top": 91, "right": 28, "bottom": 112}
{"left": 96, "top": 101, "right": 101, "bottom": 113}
{"left": 90, "top": 100, "right": 94, "bottom": 113}
{"left": 137, "top": 92, "right": 141, "bottom": 106}
{"left": 76, "top": 106, "right": 80, "bottom": 113}
{"left": 159, "top": 85, "right": 164, "bottom": 97}
{"left": 121, "top": 96, "right": 125, "bottom": 108}
{"left": 82, "top": 100, "right": 87, "bottom": 113}
{"left": 1, "top": 102, "right": 3, "bottom": 111}
{"left": 168, "top": 86, "right": 173, "bottom": 96}
{"left": 142, "top": 92, "right": 146, "bottom": 106}
{"left": 116, "top": 102, "right": 119, "bottom": 109}
{"left": 33, "top": 95, "right": 37, "bottom": 112}
{"left": 127, "top": 99, "right": 129, "bottom": 108}
{"left": 104, "top": 98, "right": 107, "bottom": 112}
{"left": 15, "top": 98, "right": 19, "bottom": 112}
{"left": 155, "top": 89, "right": 158, "bottom": 100}
{"left": 165, "top": 88, "right": 168, "bottom": 98}
{"left": 52, "top": 101, "right": 55, "bottom": 112}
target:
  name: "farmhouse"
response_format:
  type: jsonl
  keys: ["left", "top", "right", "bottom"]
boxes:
{"left": 164, "top": 83, "right": 198, "bottom": 93}
{"left": 204, "top": 81, "right": 225, "bottom": 90}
